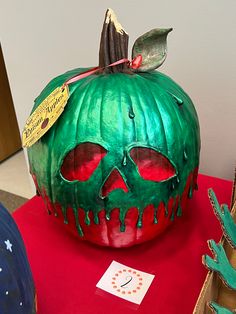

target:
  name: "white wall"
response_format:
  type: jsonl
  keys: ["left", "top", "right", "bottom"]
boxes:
{"left": 0, "top": 0, "right": 235, "bottom": 180}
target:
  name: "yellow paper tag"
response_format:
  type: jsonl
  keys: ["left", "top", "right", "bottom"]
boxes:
{"left": 22, "top": 86, "right": 69, "bottom": 148}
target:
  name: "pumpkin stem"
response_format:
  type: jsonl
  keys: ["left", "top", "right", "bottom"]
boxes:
{"left": 99, "top": 9, "right": 131, "bottom": 73}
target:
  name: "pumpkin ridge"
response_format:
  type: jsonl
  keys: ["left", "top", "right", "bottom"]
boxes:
{"left": 144, "top": 78, "right": 169, "bottom": 153}
{"left": 98, "top": 78, "right": 112, "bottom": 204}
{"left": 163, "top": 92, "right": 184, "bottom": 158}
{"left": 117, "top": 76, "right": 126, "bottom": 156}
{"left": 69, "top": 77, "right": 95, "bottom": 142}
{"left": 99, "top": 77, "right": 107, "bottom": 146}
{"left": 129, "top": 76, "right": 149, "bottom": 146}
{"left": 135, "top": 77, "right": 151, "bottom": 146}
{"left": 155, "top": 91, "right": 180, "bottom": 157}
{"left": 125, "top": 81, "right": 138, "bottom": 143}
{"left": 166, "top": 92, "right": 185, "bottom": 134}
{"left": 79, "top": 78, "right": 99, "bottom": 140}
{"left": 50, "top": 106, "right": 67, "bottom": 205}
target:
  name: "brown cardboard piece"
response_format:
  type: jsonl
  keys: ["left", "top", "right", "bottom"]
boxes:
{"left": 194, "top": 171, "right": 236, "bottom": 313}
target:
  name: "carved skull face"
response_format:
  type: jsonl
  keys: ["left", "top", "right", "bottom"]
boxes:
{"left": 28, "top": 71, "right": 200, "bottom": 247}
{"left": 59, "top": 142, "right": 178, "bottom": 232}
{"left": 60, "top": 142, "right": 177, "bottom": 216}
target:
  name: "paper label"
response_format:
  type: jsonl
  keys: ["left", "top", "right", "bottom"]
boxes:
{"left": 22, "top": 86, "right": 69, "bottom": 148}
{"left": 96, "top": 261, "right": 155, "bottom": 305}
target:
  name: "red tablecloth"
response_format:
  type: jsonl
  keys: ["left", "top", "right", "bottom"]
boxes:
{"left": 13, "top": 174, "right": 232, "bottom": 314}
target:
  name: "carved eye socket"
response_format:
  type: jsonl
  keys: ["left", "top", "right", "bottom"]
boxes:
{"left": 130, "top": 147, "right": 176, "bottom": 182}
{"left": 61, "top": 143, "right": 107, "bottom": 182}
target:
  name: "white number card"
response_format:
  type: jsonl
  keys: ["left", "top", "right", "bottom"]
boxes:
{"left": 96, "top": 261, "right": 155, "bottom": 305}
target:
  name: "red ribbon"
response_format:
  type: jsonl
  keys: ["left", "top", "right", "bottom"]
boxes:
{"left": 63, "top": 55, "right": 142, "bottom": 88}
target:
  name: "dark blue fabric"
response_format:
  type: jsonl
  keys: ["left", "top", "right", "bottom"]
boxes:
{"left": 0, "top": 203, "right": 35, "bottom": 314}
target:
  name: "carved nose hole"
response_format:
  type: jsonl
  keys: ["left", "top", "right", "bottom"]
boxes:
{"left": 101, "top": 169, "right": 128, "bottom": 198}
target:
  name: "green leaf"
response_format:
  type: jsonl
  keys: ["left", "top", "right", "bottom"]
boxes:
{"left": 132, "top": 28, "right": 172, "bottom": 72}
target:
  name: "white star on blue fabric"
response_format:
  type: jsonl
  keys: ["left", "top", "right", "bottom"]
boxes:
{"left": 4, "top": 240, "right": 13, "bottom": 252}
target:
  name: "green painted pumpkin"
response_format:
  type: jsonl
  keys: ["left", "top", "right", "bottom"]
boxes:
{"left": 27, "top": 9, "right": 200, "bottom": 247}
